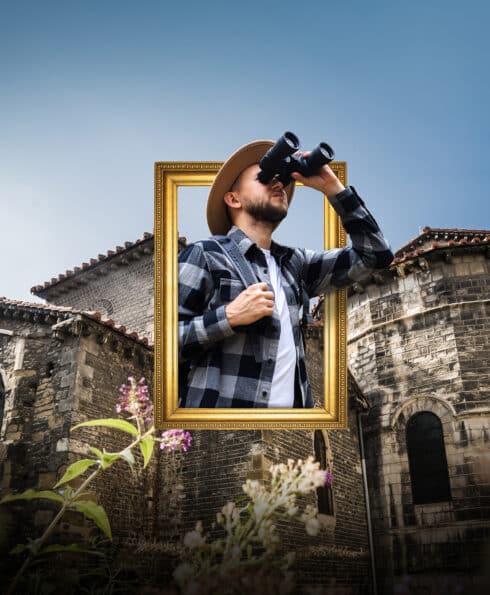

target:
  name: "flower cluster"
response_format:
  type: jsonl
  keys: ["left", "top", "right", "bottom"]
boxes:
{"left": 160, "top": 429, "right": 193, "bottom": 452}
{"left": 242, "top": 456, "right": 330, "bottom": 537}
{"left": 117, "top": 376, "right": 153, "bottom": 422}
{"left": 174, "top": 456, "right": 330, "bottom": 593}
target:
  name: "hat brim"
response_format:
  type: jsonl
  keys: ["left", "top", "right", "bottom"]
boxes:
{"left": 206, "top": 140, "right": 295, "bottom": 236}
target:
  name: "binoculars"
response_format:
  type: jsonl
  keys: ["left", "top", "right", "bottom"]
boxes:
{"left": 258, "top": 131, "right": 335, "bottom": 187}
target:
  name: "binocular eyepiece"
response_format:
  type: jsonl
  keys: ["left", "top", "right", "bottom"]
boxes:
{"left": 258, "top": 131, "right": 335, "bottom": 187}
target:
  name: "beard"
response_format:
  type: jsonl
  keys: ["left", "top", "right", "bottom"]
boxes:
{"left": 244, "top": 200, "right": 288, "bottom": 224}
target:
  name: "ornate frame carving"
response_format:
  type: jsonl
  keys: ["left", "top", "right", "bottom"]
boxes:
{"left": 154, "top": 161, "right": 348, "bottom": 429}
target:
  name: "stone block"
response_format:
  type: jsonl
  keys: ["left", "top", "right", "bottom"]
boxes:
{"left": 56, "top": 438, "right": 69, "bottom": 452}
{"left": 38, "top": 471, "right": 58, "bottom": 489}
{"left": 34, "top": 509, "right": 54, "bottom": 527}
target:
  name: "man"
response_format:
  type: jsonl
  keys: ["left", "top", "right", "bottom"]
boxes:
{"left": 178, "top": 139, "right": 393, "bottom": 408}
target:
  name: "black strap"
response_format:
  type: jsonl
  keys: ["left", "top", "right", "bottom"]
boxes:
{"left": 213, "top": 235, "right": 311, "bottom": 326}
{"left": 212, "top": 236, "right": 258, "bottom": 287}
{"left": 283, "top": 259, "right": 312, "bottom": 328}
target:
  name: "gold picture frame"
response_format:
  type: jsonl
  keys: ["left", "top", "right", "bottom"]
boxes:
{"left": 154, "top": 161, "right": 347, "bottom": 429}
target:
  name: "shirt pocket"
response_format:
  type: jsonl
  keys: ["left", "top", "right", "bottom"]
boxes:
{"left": 218, "top": 278, "right": 245, "bottom": 302}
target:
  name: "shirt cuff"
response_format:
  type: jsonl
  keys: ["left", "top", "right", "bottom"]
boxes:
{"left": 211, "top": 304, "right": 236, "bottom": 339}
{"left": 328, "top": 185, "right": 364, "bottom": 216}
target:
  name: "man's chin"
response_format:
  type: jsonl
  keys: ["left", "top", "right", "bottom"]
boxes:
{"left": 246, "top": 204, "right": 288, "bottom": 225}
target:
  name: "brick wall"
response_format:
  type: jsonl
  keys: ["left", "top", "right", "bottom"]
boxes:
{"left": 43, "top": 248, "right": 154, "bottom": 341}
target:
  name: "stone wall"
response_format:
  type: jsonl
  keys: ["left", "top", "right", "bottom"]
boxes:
{"left": 0, "top": 316, "right": 78, "bottom": 496}
{"left": 347, "top": 252, "right": 490, "bottom": 593}
{"left": 0, "top": 310, "right": 159, "bottom": 583}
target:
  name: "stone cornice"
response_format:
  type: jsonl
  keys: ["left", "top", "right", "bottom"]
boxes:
{"left": 0, "top": 297, "right": 152, "bottom": 349}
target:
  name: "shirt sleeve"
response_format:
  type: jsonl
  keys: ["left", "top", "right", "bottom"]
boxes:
{"left": 300, "top": 186, "right": 394, "bottom": 297}
{"left": 178, "top": 243, "right": 235, "bottom": 361}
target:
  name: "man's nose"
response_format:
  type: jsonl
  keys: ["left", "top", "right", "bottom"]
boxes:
{"left": 270, "top": 177, "right": 284, "bottom": 190}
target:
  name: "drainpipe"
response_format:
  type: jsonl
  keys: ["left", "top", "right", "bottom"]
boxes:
{"left": 358, "top": 410, "right": 378, "bottom": 595}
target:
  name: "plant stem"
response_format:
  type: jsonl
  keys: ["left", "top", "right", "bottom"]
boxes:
{"left": 7, "top": 425, "right": 155, "bottom": 594}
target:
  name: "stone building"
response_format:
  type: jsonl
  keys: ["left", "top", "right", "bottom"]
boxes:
{"left": 1, "top": 225, "right": 489, "bottom": 593}
{"left": 337, "top": 226, "right": 489, "bottom": 593}
{"left": 0, "top": 300, "right": 157, "bottom": 555}
{"left": 2, "top": 234, "right": 372, "bottom": 593}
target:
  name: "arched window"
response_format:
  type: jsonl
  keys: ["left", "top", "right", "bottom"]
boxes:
{"left": 406, "top": 412, "right": 451, "bottom": 504}
{"left": 314, "top": 430, "right": 334, "bottom": 515}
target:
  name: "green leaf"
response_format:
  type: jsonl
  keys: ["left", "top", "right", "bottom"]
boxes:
{"left": 71, "top": 418, "right": 138, "bottom": 437}
{"left": 139, "top": 436, "right": 154, "bottom": 469}
{"left": 38, "top": 543, "right": 105, "bottom": 557}
{"left": 119, "top": 448, "right": 135, "bottom": 467}
{"left": 54, "top": 459, "right": 98, "bottom": 488}
{"left": 62, "top": 485, "right": 74, "bottom": 499}
{"left": 89, "top": 446, "right": 104, "bottom": 459}
{"left": 71, "top": 500, "right": 112, "bottom": 541}
{"left": 0, "top": 489, "right": 64, "bottom": 505}
{"left": 10, "top": 543, "right": 27, "bottom": 554}
{"left": 100, "top": 452, "right": 122, "bottom": 469}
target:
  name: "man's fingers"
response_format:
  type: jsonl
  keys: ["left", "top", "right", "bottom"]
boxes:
{"left": 291, "top": 171, "right": 306, "bottom": 182}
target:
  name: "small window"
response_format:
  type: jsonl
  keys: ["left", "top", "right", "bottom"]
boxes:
{"left": 406, "top": 412, "right": 451, "bottom": 504}
{"left": 314, "top": 430, "right": 334, "bottom": 515}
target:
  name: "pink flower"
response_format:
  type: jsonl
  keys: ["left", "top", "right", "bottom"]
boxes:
{"left": 117, "top": 377, "right": 153, "bottom": 422}
{"left": 325, "top": 471, "right": 333, "bottom": 486}
{"left": 160, "top": 429, "right": 192, "bottom": 453}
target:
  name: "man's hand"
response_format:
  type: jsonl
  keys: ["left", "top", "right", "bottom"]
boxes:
{"left": 291, "top": 151, "right": 345, "bottom": 197}
{"left": 225, "top": 282, "right": 275, "bottom": 327}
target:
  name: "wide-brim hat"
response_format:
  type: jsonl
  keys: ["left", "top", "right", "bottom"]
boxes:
{"left": 206, "top": 139, "right": 296, "bottom": 235}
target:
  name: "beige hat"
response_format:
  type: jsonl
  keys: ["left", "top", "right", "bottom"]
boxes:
{"left": 206, "top": 139, "right": 296, "bottom": 235}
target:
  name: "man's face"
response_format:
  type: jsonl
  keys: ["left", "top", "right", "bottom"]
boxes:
{"left": 233, "top": 164, "right": 288, "bottom": 225}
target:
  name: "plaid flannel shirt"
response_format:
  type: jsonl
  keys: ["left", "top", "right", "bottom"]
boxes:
{"left": 178, "top": 185, "right": 393, "bottom": 408}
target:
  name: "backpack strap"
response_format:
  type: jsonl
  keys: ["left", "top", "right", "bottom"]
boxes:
{"left": 213, "top": 235, "right": 312, "bottom": 328}
{"left": 211, "top": 235, "right": 258, "bottom": 287}
{"left": 283, "top": 258, "right": 313, "bottom": 329}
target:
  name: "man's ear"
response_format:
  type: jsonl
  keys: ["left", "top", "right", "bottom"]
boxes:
{"left": 224, "top": 192, "right": 241, "bottom": 210}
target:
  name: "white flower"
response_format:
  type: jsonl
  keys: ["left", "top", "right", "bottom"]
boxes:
{"left": 222, "top": 501, "right": 235, "bottom": 516}
{"left": 242, "top": 479, "right": 261, "bottom": 498}
{"left": 253, "top": 499, "right": 269, "bottom": 522}
{"left": 183, "top": 530, "right": 205, "bottom": 548}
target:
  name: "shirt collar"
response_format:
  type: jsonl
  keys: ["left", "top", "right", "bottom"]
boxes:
{"left": 227, "top": 225, "right": 293, "bottom": 265}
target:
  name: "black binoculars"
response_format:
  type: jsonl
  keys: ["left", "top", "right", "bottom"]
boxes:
{"left": 258, "top": 131, "right": 335, "bottom": 187}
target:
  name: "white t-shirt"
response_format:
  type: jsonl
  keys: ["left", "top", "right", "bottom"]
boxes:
{"left": 261, "top": 249, "right": 297, "bottom": 407}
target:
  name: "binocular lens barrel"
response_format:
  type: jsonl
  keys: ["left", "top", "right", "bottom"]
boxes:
{"left": 283, "top": 131, "right": 300, "bottom": 151}
{"left": 258, "top": 132, "right": 335, "bottom": 185}
{"left": 319, "top": 142, "right": 335, "bottom": 161}
{"left": 265, "top": 131, "right": 300, "bottom": 162}
{"left": 306, "top": 142, "right": 335, "bottom": 172}
{"left": 258, "top": 131, "right": 300, "bottom": 183}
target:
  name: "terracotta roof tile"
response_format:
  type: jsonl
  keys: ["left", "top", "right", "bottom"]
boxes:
{"left": 32, "top": 232, "right": 190, "bottom": 296}
{"left": 0, "top": 297, "right": 152, "bottom": 348}
{"left": 31, "top": 232, "right": 155, "bottom": 295}
{"left": 394, "top": 226, "right": 490, "bottom": 264}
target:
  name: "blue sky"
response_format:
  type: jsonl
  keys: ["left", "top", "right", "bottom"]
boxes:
{"left": 1, "top": 0, "right": 489, "bottom": 302}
